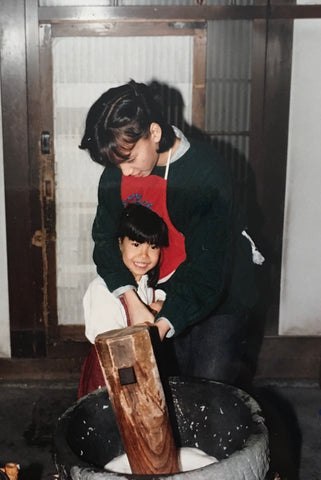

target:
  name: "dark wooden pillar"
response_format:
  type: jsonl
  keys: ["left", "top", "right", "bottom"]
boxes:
{"left": 249, "top": 1, "right": 294, "bottom": 334}
{"left": 1, "top": 0, "right": 45, "bottom": 357}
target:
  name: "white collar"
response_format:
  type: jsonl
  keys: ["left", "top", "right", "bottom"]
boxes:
{"left": 170, "top": 126, "right": 190, "bottom": 163}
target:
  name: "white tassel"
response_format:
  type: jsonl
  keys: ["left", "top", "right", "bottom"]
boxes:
{"left": 242, "top": 230, "right": 265, "bottom": 265}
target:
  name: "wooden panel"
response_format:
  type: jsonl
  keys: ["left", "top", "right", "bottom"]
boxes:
{"left": 255, "top": 337, "right": 321, "bottom": 380}
{"left": 1, "top": 0, "right": 45, "bottom": 356}
{"left": 270, "top": 4, "right": 321, "bottom": 19}
{"left": 261, "top": 18, "right": 294, "bottom": 333}
{"left": 192, "top": 29, "right": 206, "bottom": 131}
{"left": 52, "top": 21, "right": 206, "bottom": 37}
{"left": 26, "top": 0, "right": 47, "bottom": 346}
{"left": 57, "top": 324, "right": 85, "bottom": 342}
{"left": 249, "top": 19, "right": 266, "bottom": 187}
{"left": 248, "top": 18, "right": 270, "bottom": 331}
{"left": 38, "top": 5, "right": 267, "bottom": 23}
{"left": 38, "top": 4, "right": 321, "bottom": 23}
{"left": 0, "top": 336, "right": 319, "bottom": 382}
{"left": 39, "top": 23, "right": 58, "bottom": 340}
{"left": 249, "top": 15, "right": 294, "bottom": 334}
{"left": 0, "top": 356, "right": 86, "bottom": 381}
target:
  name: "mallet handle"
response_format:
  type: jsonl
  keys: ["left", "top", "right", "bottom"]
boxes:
{"left": 95, "top": 325, "right": 179, "bottom": 475}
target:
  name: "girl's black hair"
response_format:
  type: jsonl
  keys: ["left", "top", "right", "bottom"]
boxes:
{"left": 79, "top": 80, "right": 176, "bottom": 167}
{"left": 117, "top": 204, "right": 169, "bottom": 288}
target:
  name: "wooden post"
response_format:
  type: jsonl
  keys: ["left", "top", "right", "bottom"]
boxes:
{"left": 95, "top": 325, "right": 179, "bottom": 475}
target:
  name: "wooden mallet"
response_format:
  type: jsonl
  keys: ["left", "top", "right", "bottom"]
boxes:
{"left": 95, "top": 324, "right": 179, "bottom": 475}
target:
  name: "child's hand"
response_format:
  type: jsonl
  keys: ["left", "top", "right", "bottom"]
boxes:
{"left": 123, "top": 289, "right": 155, "bottom": 326}
{"left": 148, "top": 300, "right": 164, "bottom": 315}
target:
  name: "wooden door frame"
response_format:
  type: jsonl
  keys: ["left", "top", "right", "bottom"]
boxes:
{"left": 248, "top": 5, "right": 295, "bottom": 332}
{"left": 0, "top": 0, "right": 46, "bottom": 357}
{"left": 38, "top": 17, "right": 207, "bottom": 343}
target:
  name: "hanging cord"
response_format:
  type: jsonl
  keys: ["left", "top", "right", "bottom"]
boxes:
{"left": 164, "top": 148, "right": 172, "bottom": 181}
{"left": 242, "top": 230, "right": 265, "bottom": 265}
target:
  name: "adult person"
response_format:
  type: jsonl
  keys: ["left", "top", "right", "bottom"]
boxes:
{"left": 79, "top": 80, "right": 259, "bottom": 385}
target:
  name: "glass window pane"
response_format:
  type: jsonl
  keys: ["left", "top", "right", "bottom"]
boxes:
{"left": 52, "top": 35, "right": 193, "bottom": 325}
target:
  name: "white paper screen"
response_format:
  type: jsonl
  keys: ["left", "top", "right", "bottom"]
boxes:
{"left": 53, "top": 36, "right": 193, "bottom": 325}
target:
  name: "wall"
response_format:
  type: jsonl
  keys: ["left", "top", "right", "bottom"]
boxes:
{"left": 0, "top": 78, "right": 11, "bottom": 357}
{"left": 279, "top": 13, "right": 321, "bottom": 334}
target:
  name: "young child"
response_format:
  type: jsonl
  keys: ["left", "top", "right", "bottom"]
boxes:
{"left": 78, "top": 203, "right": 169, "bottom": 398}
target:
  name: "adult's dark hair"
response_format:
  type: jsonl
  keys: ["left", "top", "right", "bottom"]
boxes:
{"left": 117, "top": 203, "right": 169, "bottom": 288}
{"left": 79, "top": 80, "right": 176, "bottom": 167}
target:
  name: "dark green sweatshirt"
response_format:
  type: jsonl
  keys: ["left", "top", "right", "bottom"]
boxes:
{"left": 92, "top": 138, "right": 258, "bottom": 336}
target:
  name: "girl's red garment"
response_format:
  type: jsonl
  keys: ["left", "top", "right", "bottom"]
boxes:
{"left": 78, "top": 345, "right": 105, "bottom": 399}
{"left": 121, "top": 173, "right": 186, "bottom": 282}
{"left": 78, "top": 297, "right": 130, "bottom": 398}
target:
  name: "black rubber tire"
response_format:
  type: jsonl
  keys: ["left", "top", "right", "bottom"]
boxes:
{"left": 54, "top": 378, "right": 269, "bottom": 480}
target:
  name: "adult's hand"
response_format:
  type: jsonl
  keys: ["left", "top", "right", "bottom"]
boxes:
{"left": 154, "top": 318, "right": 171, "bottom": 340}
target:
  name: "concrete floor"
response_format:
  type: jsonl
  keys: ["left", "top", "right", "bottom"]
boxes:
{"left": 0, "top": 379, "right": 320, "bottom": 480}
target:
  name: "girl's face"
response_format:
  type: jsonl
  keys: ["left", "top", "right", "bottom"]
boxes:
{"left": 119, "top": 237, "right": 160, "bottom": 282}
{"left": 118, "top": 123, "right": 162, "bottom": 177}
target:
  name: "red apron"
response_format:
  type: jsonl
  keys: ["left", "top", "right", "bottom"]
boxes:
{"left": 121, "top": 173, "right": 186, "bottom": 282}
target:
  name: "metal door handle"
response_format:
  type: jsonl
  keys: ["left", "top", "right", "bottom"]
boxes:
{"left": 41, "top": 131, "right": 50, "bottom": 154}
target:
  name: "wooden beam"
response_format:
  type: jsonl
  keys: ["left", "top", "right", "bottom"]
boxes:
{"left": 259, "top": 17, "right": 294, "bottom": 331}
{"left": 192, "top": 28, "right": 207, "bottom": 131}
{"left": 39, "top": 23, "right": 58, "bottom": 340}
{"left": 270, "top": 4, "right": 321, "bottom": 19}
{"left": 26, "top": 0, "right": 46, "bottom": 343}
{"left": 1, "top": 0, "right": 46, "bottom": 355}
{"left": 51, "top": 21, "right": 206, "bottom": 37}
{"left": 38, "top": 5, "right": 268, "bottom": 23}
{"left": 38, "top": 5, "right": 321, "bottom": 23}
{"left": 0, "top": 336, "right": 319, "bottom": 383}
